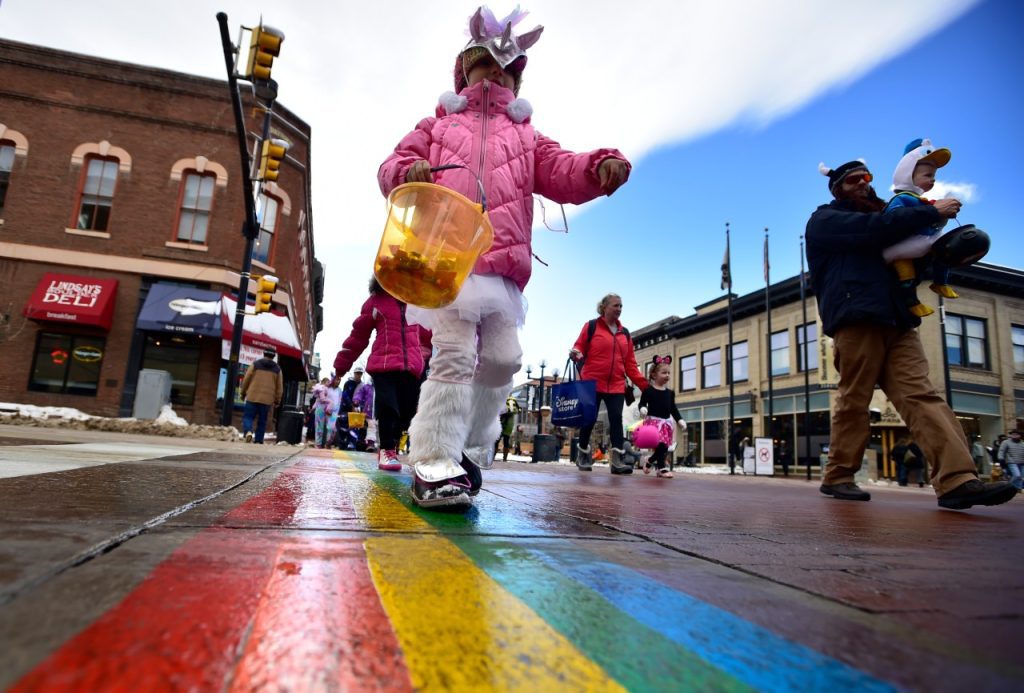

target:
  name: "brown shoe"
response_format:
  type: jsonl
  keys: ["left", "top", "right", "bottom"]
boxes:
{"left": 938, "top": 480, "right": 1016, "bottom": 510}
{"left": 820, "top": 482, "right": 871, "bottom": 501}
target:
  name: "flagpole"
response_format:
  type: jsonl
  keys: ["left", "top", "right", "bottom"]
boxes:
{"left": 764, "top": 227, "right": 773, "bottom": 478}
{"left": 726, "top": 223, "right": 735, "bottom": 475}
{"left": 800, "top": 235, "right": 812, "bottom": 481}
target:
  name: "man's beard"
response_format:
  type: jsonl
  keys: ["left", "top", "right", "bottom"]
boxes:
{"left": 838, "top": 186, "right": 886, "bottom": 213}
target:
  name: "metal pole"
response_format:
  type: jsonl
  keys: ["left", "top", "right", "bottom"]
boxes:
{"left": 217, "top": 13, "right": 273, "bottom": 427}
{"left": 538, "top": 363, "right": 546, "bottom": 436}
{"left": 800, "top": 236, "right": 812, "bottom": 481}
{"left": 764, "top": 227, "right": 772, "bottom": 477}
{"left": 726, "top": 224, "right": 735, "bottom": 474}
{"left": 939, "top": 296, "right": 953, "bottom": 405}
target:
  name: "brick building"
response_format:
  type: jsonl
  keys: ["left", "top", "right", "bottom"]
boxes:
{"left": 0, "top": 39, "right": 324, "bottom": 426}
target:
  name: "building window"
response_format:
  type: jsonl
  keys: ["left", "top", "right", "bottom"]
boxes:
{"left": 28, "top": 332, "right": 106, "bottom": 396}
{"left": 75, "top": 156, "right": 119, "bottom": 231}
{"left": 729, "top": 341, "right": 749, "bottom": 383}
{"left": 946, "top": 314, "right": 988, "bottom": 369}
{"left": 176, "top": 172, "right": 216, "bottom": 244}
{"left": 771, "top": 329, "right": 790, "bottom": 376}
{"left": 702, "top": 347, "right": 722, "bottom": 389}
{"left": 141, "top": 334, "right": 202, "bottom": 406}
{"left": 0, "top": 141, "right": 14, "bottom": 214}
{"left": 797, "top": 322, "right": 819, "bottom": 372}
{"left": 1013, "top": 325, "right": 1024, "bottom": 375}
{"left": 253, "top": 193, "right": 280, "bottom": 264}
{"left": 680, "top": 354, "right": 697, "bottom": 391}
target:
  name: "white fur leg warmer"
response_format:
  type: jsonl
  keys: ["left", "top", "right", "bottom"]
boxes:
{"left": 463, "top": 383, "right": 512, "bottom": 469}
{"left": 408, "top": 380, "right": 472, "bottom": 482}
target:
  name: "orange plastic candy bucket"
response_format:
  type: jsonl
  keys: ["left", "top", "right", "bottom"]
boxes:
{"left": 374, "top": 182, "right": 494, "bottom": 309}
{"left": 347, "top": 411, "right": 366, "bottom": 427}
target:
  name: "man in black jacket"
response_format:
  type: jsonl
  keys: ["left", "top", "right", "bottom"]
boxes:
{"left": 806, "top": 159, "right": 1015, "bottom": 510}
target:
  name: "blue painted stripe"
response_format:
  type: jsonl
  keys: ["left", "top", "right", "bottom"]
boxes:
{"left": 531, "top": 549, "right": 897, "bottom": 693}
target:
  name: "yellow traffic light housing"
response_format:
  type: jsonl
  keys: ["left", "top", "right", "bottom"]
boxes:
{"left": 244, "top": 24, "right": 284, "bottom": 81}
{"left": 254, "top": 274, "right": 278, "bottom": 314}
{"left": 257, "top": 138, "right": 288, "bottom": 182}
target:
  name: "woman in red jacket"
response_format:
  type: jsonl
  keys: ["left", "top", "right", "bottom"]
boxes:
{"left": 334, "top": 278, "right": 432, "bottom": 471}
{"left": 569, "top": 293, "right": 648, "bottom": 474}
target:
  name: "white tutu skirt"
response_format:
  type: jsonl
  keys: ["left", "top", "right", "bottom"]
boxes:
{"left": 406, "top": 274, "right": 527, "bottom": 330}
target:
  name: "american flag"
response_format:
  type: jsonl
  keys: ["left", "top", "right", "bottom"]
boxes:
{"left": 720, "top": 234, "right": 731, "bottom": 290}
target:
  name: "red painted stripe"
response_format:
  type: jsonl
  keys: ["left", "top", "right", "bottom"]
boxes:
{"left": 10, "top": 456, "right": 412, "bottom": 692}
{"left": 229, "top": 539, "right": 412, "bottom": 692}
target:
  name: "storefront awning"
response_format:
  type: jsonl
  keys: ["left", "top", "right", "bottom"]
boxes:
{"left": 136, "top": 283, "right": 222, "bottom": 336}
{"left": 23, "top": 272, "right": 118, "bottom": 330}
{"left": 220, "top": 295, "right": 302, "bottom": 360}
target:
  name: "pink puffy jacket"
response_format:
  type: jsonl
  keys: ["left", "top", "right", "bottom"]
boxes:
{"left": 379, "top": 80, "right": 630, "bottom": 291}
{"left": 333, "top": 293, "right": 432, "bottom": 379}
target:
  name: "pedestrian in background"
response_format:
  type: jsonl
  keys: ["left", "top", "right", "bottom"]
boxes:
{"left": 498, "top": 395, "right": 520, "bottom": 462}
{"left": 333, "top": 278, "right": 431, "bottom": 471}
{"left": 637, "top": 357, "right": 685, "bottom": 478}
{"left": 569, "top": 293, "right": 649, "bottom": 474}
{"left": 240, "top": 349, "right": 283, "bottom": 444}
{"left": 314, "top": 373, "right": 342, "bottom": 449}
{"left": 998, "top": 430, "right": 1024, "bottom": 491}
{"left": 806, "top": 157, "right": 1015, "bottom": 509}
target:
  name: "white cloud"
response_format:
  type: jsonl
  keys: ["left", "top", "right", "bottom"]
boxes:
{"left": 0, "top": 0, "right": 980, "bottom": 377}
{"left": 931, "top": 180, "right": 979, "bottom": 203}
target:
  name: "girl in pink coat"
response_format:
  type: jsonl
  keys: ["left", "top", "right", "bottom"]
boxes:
{"left": 334, "top": 278, "right": 431, "bottom": 471}
{"left": 379, "top": 5, "right": 630, "bottom": 508}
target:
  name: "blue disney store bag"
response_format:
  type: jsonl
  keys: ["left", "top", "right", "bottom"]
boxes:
{"left": 550, "top": 360, "right": 597, "bottom": 428}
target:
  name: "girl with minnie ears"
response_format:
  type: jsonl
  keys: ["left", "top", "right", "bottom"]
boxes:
{"left": 637, "top": 356, "right": 687, "bottom": 478}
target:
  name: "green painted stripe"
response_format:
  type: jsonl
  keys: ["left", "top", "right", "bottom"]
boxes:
{"left": 354, "top": 459, "right": 750, "bottom": 692}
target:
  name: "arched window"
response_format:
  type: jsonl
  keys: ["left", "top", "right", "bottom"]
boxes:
{"left": 0, "top": 126, "right": 29, "bottom": 217}
{"left": 75, "top": 155, "right": 120, "bottom": 232}
{"left": 253, "top": 192, "right": 281, "bottom": 265}
{"left": 175, "top": 171, "right": 217, "bottom": 244}
{"left": 0, "top": 141, "right": 14, "bottom": 215}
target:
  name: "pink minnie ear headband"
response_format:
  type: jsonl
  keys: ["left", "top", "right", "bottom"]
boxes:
{"left": 654, "top": 355, "right": 672, "bottom": 365}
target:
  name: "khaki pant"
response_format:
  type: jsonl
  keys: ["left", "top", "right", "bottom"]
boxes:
{"left": 825, "top": 324, "right": 977, "bottom": 495}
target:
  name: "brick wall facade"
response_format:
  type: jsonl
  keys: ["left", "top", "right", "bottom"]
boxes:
{"left": 0, "top": 39, "right": 320, "bottom": 426}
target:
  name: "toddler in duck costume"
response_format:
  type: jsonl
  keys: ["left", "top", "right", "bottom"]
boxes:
{"left": 881, "top": 138, "right": 958, "bottom": 317}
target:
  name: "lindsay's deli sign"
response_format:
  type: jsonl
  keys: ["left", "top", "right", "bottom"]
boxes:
{"left": 42, "top": 278, "right": 105, "bottom": 308}
{"left": 24, "top": 273, "right": 119, "bottom": 329}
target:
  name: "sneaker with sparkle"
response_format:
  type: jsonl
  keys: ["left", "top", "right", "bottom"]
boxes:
{"left": 378, "top": 449, "right": 402, "bottom": 472}
{"left": 411, "top": 473, "right": 472, "bottom": 508}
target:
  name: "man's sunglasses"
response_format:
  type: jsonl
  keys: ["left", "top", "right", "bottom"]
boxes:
{"left": 843, "top": 172, "right": 873, "bottom": 185}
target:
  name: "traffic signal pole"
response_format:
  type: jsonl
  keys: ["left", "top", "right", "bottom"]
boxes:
{"left": 216, "top": 12, "right": 268, "bottom": 426}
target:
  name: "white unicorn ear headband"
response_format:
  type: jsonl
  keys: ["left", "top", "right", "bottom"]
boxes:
{"left": 464, "top": 5, "right": 544, "bottom": 71}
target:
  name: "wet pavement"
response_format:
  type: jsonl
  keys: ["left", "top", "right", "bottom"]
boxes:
{"left": 0, "top": 425, "right": 1022, "bottom": 691}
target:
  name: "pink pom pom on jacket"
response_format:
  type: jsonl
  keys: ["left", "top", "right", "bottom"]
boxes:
{"left": 378, "top": 80, "right": 630, "bottom": 291}
{"left": 333, "top": 293, "right": 431, "bottom": 379}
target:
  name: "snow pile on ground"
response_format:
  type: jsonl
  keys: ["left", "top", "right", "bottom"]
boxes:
{"left": 0, "top": 402, "right": 239, "bottom": 441}
{"left": 154, "top": 404, "right": 188, "bottom": 427}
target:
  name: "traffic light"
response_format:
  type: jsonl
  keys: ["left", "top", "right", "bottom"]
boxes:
{"left": 254, "top": 274, "right": 278, "bottom": 314}
{"left": 244, "top": 24, "right": 284, "bottom": 81}
{"left": 257, "top": 138, "right": 288, "bottom": 182}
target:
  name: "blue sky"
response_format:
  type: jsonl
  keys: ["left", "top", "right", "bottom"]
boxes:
{"left": 2, "top": 0, "right": 1021, "bottom": 385}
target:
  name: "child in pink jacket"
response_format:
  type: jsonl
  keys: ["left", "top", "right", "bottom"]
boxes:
{"left": 334, "top": 278, "right": 431, "bottom": 471}
{"left": 378, "top": 5, "right": 630, "bottom": 508}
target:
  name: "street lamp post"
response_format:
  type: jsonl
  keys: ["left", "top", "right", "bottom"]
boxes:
{"left": 525, "top": 365, "right": 533, "bottom": 433}
{"left": 537, "top": 360, "right": 547, "bottom": 435}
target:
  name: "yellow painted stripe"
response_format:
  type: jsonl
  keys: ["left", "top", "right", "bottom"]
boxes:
{"left": 334, "top": 453, "right": 624, "bottom": 692}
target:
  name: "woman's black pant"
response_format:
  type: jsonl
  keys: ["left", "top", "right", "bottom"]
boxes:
{"left": 578, "top": 392, "right": 625, "bottom": 450}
